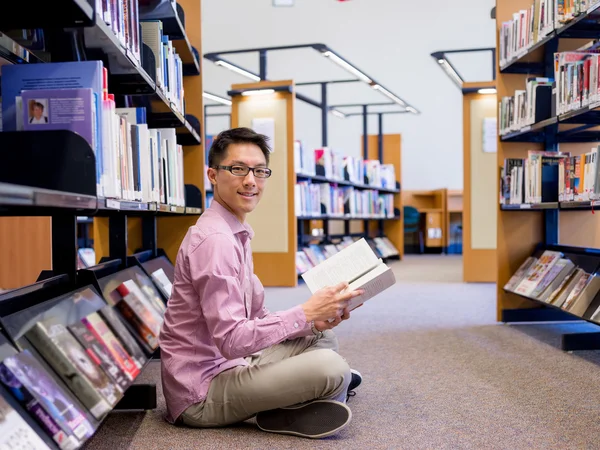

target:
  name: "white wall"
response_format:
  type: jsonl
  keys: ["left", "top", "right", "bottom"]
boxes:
{"left": 201, "top": 0, "right": 496, "bottom": 190}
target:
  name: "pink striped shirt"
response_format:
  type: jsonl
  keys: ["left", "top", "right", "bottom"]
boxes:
{"left": 159, "top": 200, "right": 312, "bottom": 423}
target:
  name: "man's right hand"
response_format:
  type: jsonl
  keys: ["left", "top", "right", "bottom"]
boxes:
{"left": 301, "top": 281, "right": 364, "bottom": 322}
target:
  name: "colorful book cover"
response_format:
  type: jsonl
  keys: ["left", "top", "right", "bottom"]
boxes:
{"left": 68, "top": 321, "right": 129, "bottom": 394}
{"left": 21, "top": 88, "right": 95, "bottom": 149}
{"left": 81, "top": 313, "right": 140, "bottom": 381}
{"left": 0, "top": 350, "right": 94, "bottom": 445}
{"left": 97, "top": 305, "right": 148, "bottom": 368}
{"left": 25, "top": 318, "right": 115, "bottom": 419}
{"left": 0, "top": 392, "right": 52, "bottom": 450}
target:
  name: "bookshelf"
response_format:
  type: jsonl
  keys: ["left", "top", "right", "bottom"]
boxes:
{"left": 497, "top": 0, "right": 600, "bottom": 349}
{"left": 0, "top": 0, "right": 206, "bottom": 446}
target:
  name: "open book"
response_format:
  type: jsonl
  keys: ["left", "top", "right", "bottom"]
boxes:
{"left": 301, "top": 238, "right": 396, "bottom": 312}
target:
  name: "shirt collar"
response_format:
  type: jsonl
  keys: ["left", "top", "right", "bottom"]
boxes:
{"left": 209, "top": 200, "right": 255, "bottom": 240}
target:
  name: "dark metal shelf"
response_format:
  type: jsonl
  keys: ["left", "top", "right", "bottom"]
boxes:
{"left": 296, "top": 173, "right": 400, "bottom": 194}
{"left": 500, "top": 202, "right": 559, "bottom": 210}
{"left": 500, "top": 117, "right": 557, "bottom": 142}
{"left": 559, "top": 200, "right": 600, "bottom": 210}
{"left": 0, "top": 182, "right": 97, "bottom": 213}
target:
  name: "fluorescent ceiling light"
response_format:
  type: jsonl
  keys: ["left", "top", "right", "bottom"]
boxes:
{"left": 330, "top": 109, "right": 346, "bottom": 119}
{"left": 203, "top": 92, "right": 232, "bottom": 106}
{"left": 215, "top": 60, "right": 261, "bottom": 81}
{"left": 241, "top": 89, "right": 275, "bottom": 96}
{"left": 478, "top": 88, "right": 497, "bottom": 94}
{"left": 438, "top": 58, "right": 463, "bottom": 87}
{"left": 322, "top": 51, "right": 372, "bottom": 83}
{"left": 372, "top": 84, "right": 406, "bottom": 106}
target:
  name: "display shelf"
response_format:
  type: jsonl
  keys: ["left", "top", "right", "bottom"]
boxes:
{"left": 0, "top": 274, "right": 159, "bottom": 446}
{"left": 502, "top": 243, "right": 600, "bottom": 350}
{"left": 296, "top": 172, "right": 400, "bottom": 194}
{"left": 500, "top": 202, "right": 559, "bottom": 211}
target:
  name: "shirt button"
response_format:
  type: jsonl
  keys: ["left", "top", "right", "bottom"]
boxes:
{"left": 294, "top": 322, "right": 299, "bottom": 328}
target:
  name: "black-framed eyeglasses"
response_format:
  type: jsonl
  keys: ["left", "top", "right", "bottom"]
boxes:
{"left": 214, "top": 165, "right": 272, "bottom": 178}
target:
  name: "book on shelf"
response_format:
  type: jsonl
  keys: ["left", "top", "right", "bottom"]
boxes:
{"left": 504, "top": 249, "right": 600, "bottom": 320}
{"left": 67, "top": 322, "right": 130, "bottom": 395}
{"left": 0, "top": 391, "right": 53, "bottom": 450}
{"left": 499, "top": 77, "right": 553, "bottom": 135}
{"left": 296, "top": 236, "right": 399, "bottom": 276}
{"left": 0, "top": 349, "right": 95, "bottom": 448}
{"left": 81, "top": 312, "right": 141, "bottom": 381}
{"left": 294, "top": 140, "right": 397, "bottom": 188}
{"left": 24, "top": 318, "right": 117, "bottom": 420}
{"left": 1, "top": 59, "right": 186, "bottom": 207}
{"left": 301, "top": 238, "right": 396, "bottom": 313}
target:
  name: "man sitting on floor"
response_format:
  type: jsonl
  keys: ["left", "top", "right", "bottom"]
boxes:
{"left": 159, "top": 127, "right": 363, "bottom": 439}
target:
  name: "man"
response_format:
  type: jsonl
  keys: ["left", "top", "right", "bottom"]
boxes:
{"left": 29, "top": 101, "right": 48, "bottom": 124}
{"left": 159, "top": 127, "right": 363, "bottom": 439}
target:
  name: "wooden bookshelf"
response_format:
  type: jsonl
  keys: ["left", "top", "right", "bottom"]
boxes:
{"left": 496, "top": 0, "right": 600, "bottom": 321}
{"left": 364, "top": 134, "right": 404, "bottom": 260}
{"left": 402, "top": 189, "right": 445, "bottom": 250}
{"left": 463, "top": 89, "right": 497, "bottom": 282}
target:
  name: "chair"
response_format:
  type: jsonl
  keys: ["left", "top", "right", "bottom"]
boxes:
{"left": 403, "top": 206, "right": 424, "bottom": 254}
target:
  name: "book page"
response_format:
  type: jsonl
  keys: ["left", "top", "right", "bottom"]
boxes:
{"left": 301, "top": 238, "right": 380, "bottom": 293}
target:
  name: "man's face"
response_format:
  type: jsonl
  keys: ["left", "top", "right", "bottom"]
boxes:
{"left": 33, "top": 105, "right": 43, "bottom": 119}
{"left": 208, "top": 142, "right": 268, "bottom": 222}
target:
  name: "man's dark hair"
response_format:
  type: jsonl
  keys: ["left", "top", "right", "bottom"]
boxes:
{"left": 208, "top": 127, "right": 271, "bottom": 168}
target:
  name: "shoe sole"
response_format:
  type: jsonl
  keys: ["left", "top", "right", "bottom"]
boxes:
{"left": 256, "top": 400, "right": 352, "bottom": 439}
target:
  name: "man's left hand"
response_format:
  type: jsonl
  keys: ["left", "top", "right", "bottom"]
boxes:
{"left": 314, "top": 305, "right": 360, "bottom": 331}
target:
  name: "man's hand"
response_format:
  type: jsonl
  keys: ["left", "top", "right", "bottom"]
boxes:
{"left": 301, "top": 281, "right": 364, "bottom": 323}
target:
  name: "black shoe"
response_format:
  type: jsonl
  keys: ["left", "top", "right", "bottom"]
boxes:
{"left": 255, "top": 400, "right": 351, "bottom": 439}
{"left": 346, "top": 369, "right": 362, "bottom": 400}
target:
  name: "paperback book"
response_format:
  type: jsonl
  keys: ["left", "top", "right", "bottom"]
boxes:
{"left": 301, "top": 238, "right": 396, "bottom": 314}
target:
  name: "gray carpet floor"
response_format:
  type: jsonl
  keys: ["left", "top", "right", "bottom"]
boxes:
{"left": 83, "top": 255, "right": 600, "bottom": 449}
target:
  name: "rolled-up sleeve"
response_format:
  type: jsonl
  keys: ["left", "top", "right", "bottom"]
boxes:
{"left": 189, "top": 233, "right": 311, "bottom": 359}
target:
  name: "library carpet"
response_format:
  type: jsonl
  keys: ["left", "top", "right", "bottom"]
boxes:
{"left": 85, "top": 255, "right": 600, "bottom": 449}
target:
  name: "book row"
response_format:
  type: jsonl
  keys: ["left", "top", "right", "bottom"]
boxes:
{"left": 296, "top": 236, "right": 399, "bottom": 275}
{"left": 500, "top": 147, "right": 600, "bottom": 205}
{"left": 0, "top": 263, "right": 173, "bottom": 449}
{"left": 499, "top": 0, "right": 600, "bottom": 67}
{"left": 1, "top": 61, "right": 185, "bottom": 206}
{"left": 505, "top": 249, "right": 600, "bottom": 321}
{"left": 295, "top": 181, "right": 396, "bottom": 219}
{"left": 499, "top": 49, "right": 600, "bottom": 135}
{"left": 294, "top": 140, "right": 397, "bottom": 189}
{"left": 499, "top": 77, "right": 552, "bottom": 135}
{"left": 95, "top": 0, "right": 185, "bottom": 111}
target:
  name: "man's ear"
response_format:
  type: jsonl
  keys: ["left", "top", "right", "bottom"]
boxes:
{"left": 207, "top": 167, "right": 217, "bottom": 186}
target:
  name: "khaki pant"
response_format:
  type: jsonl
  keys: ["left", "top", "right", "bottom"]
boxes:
{"left": 179, "top": 330, "right": 351, "bottom": 428}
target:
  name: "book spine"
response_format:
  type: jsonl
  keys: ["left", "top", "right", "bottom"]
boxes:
{"left": 28, "top": 402, "right": 80, "bottom": 450}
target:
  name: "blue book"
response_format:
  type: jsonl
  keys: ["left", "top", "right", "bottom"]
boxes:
{"left": 2, "top": 61, "right": 105, "bottom": 195}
